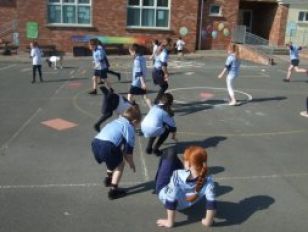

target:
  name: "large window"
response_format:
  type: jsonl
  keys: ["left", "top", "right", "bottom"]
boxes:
{"left": 298, "top": 11, "right": 308, "bottom": 22}
{"left": 127, "top": 0, "right": 170, "bottom": 29}
{"left": 47, "top": 0, "right": 91, "bottom": 26}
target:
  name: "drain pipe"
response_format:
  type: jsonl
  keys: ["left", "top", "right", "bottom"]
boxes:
{"left": 198, "top": 0, "right": 205, "bottom": 50}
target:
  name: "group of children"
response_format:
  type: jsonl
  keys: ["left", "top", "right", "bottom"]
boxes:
{"left": 89, "top": 37, "right": 216, "bottom": 228}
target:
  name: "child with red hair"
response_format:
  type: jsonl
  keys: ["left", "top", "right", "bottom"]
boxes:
{"left": 155, "top": 146, "right": 216, "bottom": 228}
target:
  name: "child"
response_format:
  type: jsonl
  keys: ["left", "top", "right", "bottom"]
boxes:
{"left": 46, "top": 55, "right": 63, "bottom": 70}
{"left": 155, "top": 146, "right": 216, "bottom": 228}
{"left": 128, "top": 43, "right": 152, "bottom": 109}
{"left": 94, "top": 86, "right": 137, "bottom": 132}
{"left": 91, "top": 106, "right": 141, "bottom": 200}
{"left": 284, "top": 42, "right": 308, "bottom": 82}
{"left": 30, "top": 41, "right": 43, "bottom": 83}
{"left": 97, "top": 40, "right": 121, "bottom": 81}
{"left": 218, "top": 43, "right": 241, "bottom": 106}
{"left": 176, "top": 36, "right": 185, "bottom": 57}
{"left": 88, "top": 38, "right": 111, "bottom": 95}
{"left": 152, "top": 38, "right": 171, "bottom": 104}
{"left": 149, "top": 39, "right": 159, "bottom": 63}
{"left": 141, "top": 93, "right": 177, "bottom": 156}
{"left": 300, "top": 97, "right": 308, "bottom": 118}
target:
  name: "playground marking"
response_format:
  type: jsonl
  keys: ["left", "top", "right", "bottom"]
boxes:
{"left": 0, "top": 64, "right": 16, "bottom": 71}
{"left": 41, "top": 118, "right": 78, "bottom": 131}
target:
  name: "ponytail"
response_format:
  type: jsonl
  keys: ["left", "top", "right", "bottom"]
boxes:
{"left": 183, "top": 146, "right": 208, "bottom": 202}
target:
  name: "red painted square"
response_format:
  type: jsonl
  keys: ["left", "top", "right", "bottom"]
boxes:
{"left": 200, "top": 92, "right": 214, "bottom": 101}
{"left": 66, "top": 81, "right": 82, "bottom": 89}
{"left": 41, "top": 118, "right": 77, "bottom": 131}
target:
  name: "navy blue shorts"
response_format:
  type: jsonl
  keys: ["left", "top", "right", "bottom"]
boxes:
{"left": 152, "top": 69, "right": 166, "bottom": 86}
{"left": 94, "top": 69, "right": 108, "bottom": 79}
{"left": 91, "top": 139, "right": 123, "bottom": 171}
{"left": 129, "top": 86, "right": 147, "bottom": 95}
{"left": 291, "top": 59, "right": 299, "bottom": 67}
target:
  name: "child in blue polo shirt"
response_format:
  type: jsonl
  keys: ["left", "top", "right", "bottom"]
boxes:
{"left": 141, "top": 93, "right": 177, "bottom": 156}
{"left": 91, "top": 106, "right": 141, "bottom": 200}
{"left": 218, "top": 43, "right": 241, "bottom": 106}
{"left": 284, "top": 42, "right": 308, "bottom": 82}
{"left": 127, "top": 43, "right": 152, "bottom": 109}
{"left": 155, "top": 146, "right": 216, "bottom": 228}
{"left": 88, "top": 38, "right": 112, "bottom": 95}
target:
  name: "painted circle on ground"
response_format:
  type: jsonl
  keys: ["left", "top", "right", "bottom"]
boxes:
{"left": 167, "top": 86, "right": 253, "bottom": 107}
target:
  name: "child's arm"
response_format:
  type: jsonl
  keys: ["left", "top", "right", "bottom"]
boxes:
{"left": 156, "top": 209, "right": 176, "bottom": 228}
{"left": 218, "top": 67, "right": 227, "bottom": 79}
{"left": 140, "top": 76, "right": 146, "bottom": 90}
{"left": 124, "top": 153, "right": 136, "bottom": 172}
{"left": 202, "top": 209, "right": 216, "bottom": 226}
{"left": 219, "top": 55, "right": 232, "bottom": 78}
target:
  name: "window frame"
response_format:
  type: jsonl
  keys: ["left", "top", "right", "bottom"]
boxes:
{"left": 126, "top": 0, "right": 171, "bottom": 30}
{"left": 209, "top": 4, "right": 222, "bottom": 17}
{"left": 47, "top": 0, "right": 93, "bottom": 27}
{"left": 298, "top": 11, "right": 308, "bottom": 23}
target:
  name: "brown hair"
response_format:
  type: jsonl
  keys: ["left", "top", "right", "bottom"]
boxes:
{"left": 159, "top": 93, "right": 174, "bottom": 116}
{"left": 122, "top": 104, "right": 142, "bottom": 124}
{"left": 89, "top": 38, "right": 98, "bottom": 46}
{"left": 228, "top": 43, "right": 239, "bottom": 58}
{"left": 183, "top": 146, "right": 208, "bottom": 202}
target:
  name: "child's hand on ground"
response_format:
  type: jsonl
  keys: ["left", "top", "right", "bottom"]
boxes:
{"left": 156, "top": 219, "right": 173, "bottom": 228}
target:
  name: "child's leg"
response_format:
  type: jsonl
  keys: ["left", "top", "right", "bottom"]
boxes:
{"left": 286, "top": 65, "right": 294, "bottom": 80}
{"left": 146, "top": 137, "right": 156, "bottom": 154}
{"left": 107, "top": 69, "right": 121, "bottom": 81}
{"left": 127, "top": 93, "right": 134, "bottom": 103}
{"left": 89, "top": 75, "right": 99, "bottom": 94}
{"left": 143, "top": 94, "right": 152, "bottom": 109}
{"left": 154, "top": 82, "right": 169, "bottom": 104}
{"left": 32, "top": 65, "right": 36, "bottom": 83}
{"left": 226, "top": 75, "right": 236, "bottom": 104}
{"left": 110, "top": 161, "right": 125, "bottom": 187}
{"left": 155, "top": 147, "right": 183, "bottom": 194}
{"left": 294, "top": 66, "right": 308, "bottom": 73}
{"left": 153, "top": 127, "right": 170, "bottom": 155}
{"left": 38, "top": 65, "right": 43, "bottom": 81}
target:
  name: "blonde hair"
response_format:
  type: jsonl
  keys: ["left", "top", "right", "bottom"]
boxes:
{"left": 183, "top": 146, "right": 208, "bottom": 202}
{"left": 228, "top": 43, "right": 239, "bottom": 58}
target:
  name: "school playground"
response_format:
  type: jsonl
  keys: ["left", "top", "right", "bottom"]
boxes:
{"left": 0, "top": 54, "right": 307, "bottom": 232}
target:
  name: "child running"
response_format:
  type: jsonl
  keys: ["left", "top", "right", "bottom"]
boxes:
{"left": 94, "top": 86, "right": 137, "bottom": 132}
{"left": 30, "top": 41, "right": 43, "bottom": 83}
{"left": 300, "top": 97, "right": 308, "bottom": 118}
{"left": 155, "top": 146, "right": 216, "bottom": 228}
{"left": 88, "top": 38, "right": 112, "bottom": 95}
{"left": 141, "top": 93, "right": 177, "bottom": 156}
{"left": 152, "top": 38, "right": 171, "bottom": 104}
{"left": 91, "top": 106, "right": 141, "bottom": 200}
{"left": 218, "top": 43, "right": 241, "bottom": 106}
{"left": 284, "top": 42, "right": 308, "bottom": 82}
{"left": 127, "top": 43, "right": 152, "bottom": 109}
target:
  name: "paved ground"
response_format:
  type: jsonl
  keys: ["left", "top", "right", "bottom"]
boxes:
{"left": 0, "top": 54, "right": 307, "bottom": 232}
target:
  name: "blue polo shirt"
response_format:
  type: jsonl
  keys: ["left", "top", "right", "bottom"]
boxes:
{"left": 225, "top": 53, "right": 240, "bottom": 77}
{"left": 93, "top": 46, "right": 107, "bottom": 71}
{"left": 132, "top": 55, "right": 147, "bottom": 88}
{"left": 154, "top": 48, "right": 169, "bottom": 70}
{"left": 95, "top": 116, "right": 135, "bottom": 154}
{"left": 141, "top": 105, "right": 176, "bottom": 137}
{"left": 289, "top": 45, "right": 302, "bottom": 61}
{"left": 158, "top": 170, "right": 216, "bottom": 211}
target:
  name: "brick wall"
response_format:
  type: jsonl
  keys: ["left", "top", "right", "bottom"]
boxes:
{"left": 0, "top": 0, "right": 17, "bottom": 41}
{"left": 15, "top": 0, "right": 199, "bottom": 53}
{"left": 202, "top": 0, "right": 240, "bottom": 50}
{"left": 269, "top": 4, "right": 288, "bottom": 46}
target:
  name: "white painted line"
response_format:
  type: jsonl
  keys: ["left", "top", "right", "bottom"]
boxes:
{"left": 138, "top": 135, "right": 149, "bottom": 181}
{"left": 0, "top": 108, "right": 42, "bottom": 155}
{"left": 277, "top": 69, "right": 287, "bottom": 74}
{"left": 0, "top": 64, "right": 16, "bottom": 71}
{"left": 1, "top": 173, "right": 307, "bottom": 190}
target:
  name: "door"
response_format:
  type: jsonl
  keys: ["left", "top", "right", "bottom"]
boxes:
{"left": 239, "top": 9, "right": 253, "bottom": 32}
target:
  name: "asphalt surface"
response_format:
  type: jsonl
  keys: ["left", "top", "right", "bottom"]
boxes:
{"left": 0, "top": 54, "right": 307, "bottom": 232}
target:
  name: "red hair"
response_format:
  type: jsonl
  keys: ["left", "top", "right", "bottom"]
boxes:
{"left": 184, "top": 146, "right": 208, "bottom": 202}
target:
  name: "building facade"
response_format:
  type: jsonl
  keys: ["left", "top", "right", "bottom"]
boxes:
{"left": 0, "top": 0, "right": 291, "bottom": 53}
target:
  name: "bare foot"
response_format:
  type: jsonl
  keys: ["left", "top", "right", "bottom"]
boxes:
{"left": 300, "top": 111, "right": 308, "bottom": 118}
{"left": 228, "top": 101, "right": 237, "bottom": 106}
{"left": 156, "top": 219, "right": 173, "bottom": 228}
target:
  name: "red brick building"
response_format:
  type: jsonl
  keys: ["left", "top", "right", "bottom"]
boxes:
{"left": 0, "top": 0, "right": 289, "bottom": 53}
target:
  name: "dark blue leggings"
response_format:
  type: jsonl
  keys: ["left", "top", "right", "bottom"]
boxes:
{"left": 155, "top": 147, "right": 183, "bottom": 194}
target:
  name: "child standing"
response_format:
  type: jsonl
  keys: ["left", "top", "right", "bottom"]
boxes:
{"left": 30, "top": 41, "right": 43, "bottom": 83}
{"left": 176, "top": 36, "right": 185, "bottom": 57}
{"left": 91, "top": 106, "right": 141, "bottom": 200}
{"left": 218, "top": 43, "right": 241, "bottom": 106}
{"left": 88, "top": 38, "right": 111, "bottom": 95}
{"left": 128, "top": 43, "right": 152, "bottom": 109}
{"left": 94, "top": 86, "right": 137, "bottom": 132}
{"left": 149, "top": 39, "right": 159, "bottom": 63}
{"left": 155, "top": 146, "right": 216, "bottom": 228}
{"left": 152, "top": 38, "right": 171, "bottom": 104}
{"left": 141, "top": 93, "right": 177, "bottom": 156}
{"left": 284, "top": 42, "right": 308, "bottom": 82}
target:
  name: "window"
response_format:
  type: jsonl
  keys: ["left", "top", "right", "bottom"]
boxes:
{"left": 47, "top": 0, "right": 91, "bottom": 26}
{"left": 298, "top": 11, "right": 308, "bottom": 22}
{"left": 127, "top": 0, "right": 170, "bottom": 29}
{"left": 209, "top": 4, "right": 222, "bottom": 17}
